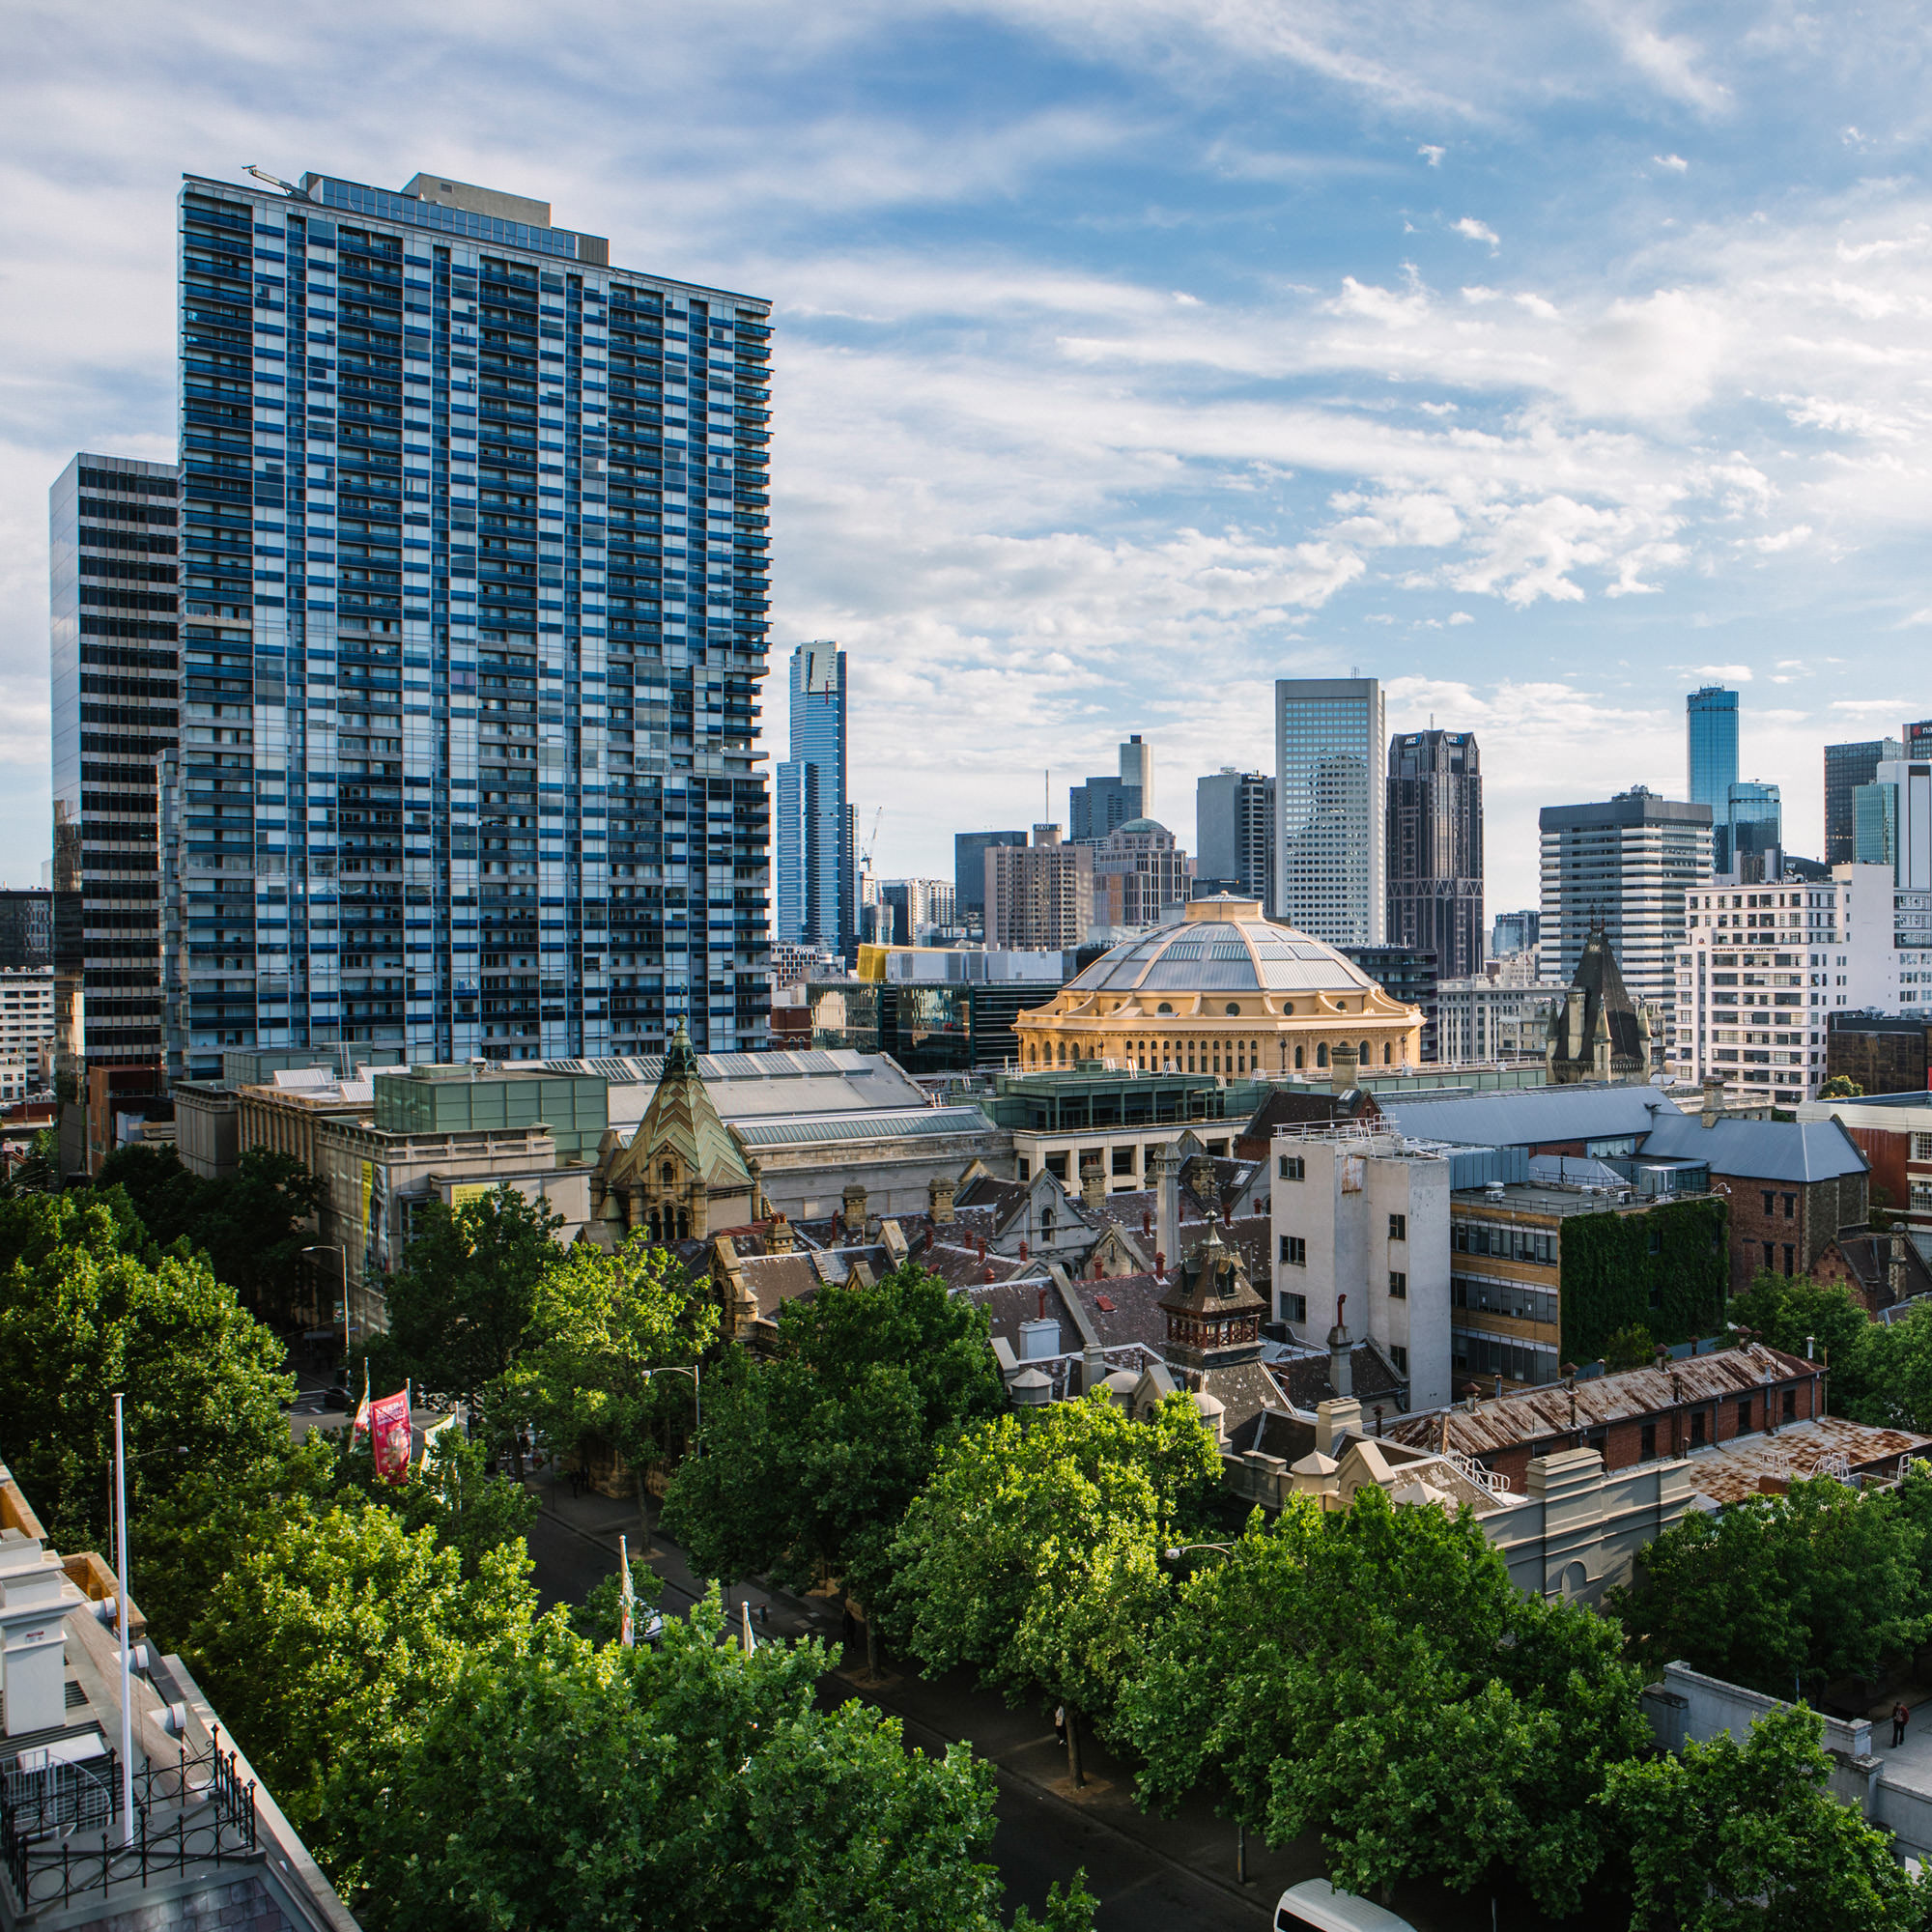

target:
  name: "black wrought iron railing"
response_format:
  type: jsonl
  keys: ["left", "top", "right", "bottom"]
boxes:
{"left": 0, "top": 1729, "right": 258, "bottom": 1913}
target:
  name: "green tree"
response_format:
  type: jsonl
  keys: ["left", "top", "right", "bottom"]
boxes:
{"left": 0, "top": 1190, "right": 293, "bottom": 1548}
{"left": 661, "top": 1260, "right": 1005, "bottom": 1607}
{"left": 0, "top": 1124, "right": 62, "bottom": 1197}
{"left": 1602, "top": 1322, "right": 1656, "bottom": 1372}
{"left": 183, "top": 1492, "right": 539, "bottom": 1854}
{"left": 1118, "top": 1485, "right": 1649, "bottom": 1918}
{"left": 349, "top": 1588, "right": 1094, "bottom": 1932}
{"left": 888, "top": 1390, "right": 1222, "bottom": 1770}
{"left": 1603, "top": 1703, "right": 1925, "bottom": 1930}
{"left": 497, "top": 1234, "right": 718, "bottom": 1512}
{"left": 383, "top": 1188, "right": 562, "bottom": 1407}
{"left": 1728, "top": 1269, "right": 1871, "bottom": 1411}
{"left": 1820, "top": 1074, "right": 1863, "bottom": 1099}
{"left": 1607, "top": 1476, "right": 1927, "bottom": 1696}
{"left": 1850, "top": 1302, "right": 1932, "bottom": 1435}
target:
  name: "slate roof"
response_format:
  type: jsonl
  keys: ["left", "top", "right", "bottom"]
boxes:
{"left": 1826, "top": 1233, "right": 1932, "bottom": 1309}
{"left": 1637, "top": 1110, "right": 1867, "bottom": 1183}
{"left": 1374, "top": 1083, "right": 1685, "bottom": 1150}
{"left": 1267, "top": 1343, "right": 1407, "bottom": 1414}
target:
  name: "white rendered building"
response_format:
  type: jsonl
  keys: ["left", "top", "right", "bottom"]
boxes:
{"left": 0, "top": 968, "right": 55, "bottom": 1089}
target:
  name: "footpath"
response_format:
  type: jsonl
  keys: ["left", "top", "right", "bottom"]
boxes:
{"left": 518, "top": 1469, "right": 1562, "bottom": 1932}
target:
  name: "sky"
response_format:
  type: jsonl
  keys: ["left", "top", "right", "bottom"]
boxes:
{"left": 5, "top": 3, "right": 1932, "bottom": 915}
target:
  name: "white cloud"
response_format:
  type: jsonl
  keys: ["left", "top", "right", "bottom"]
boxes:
{"left": 1419, "top": 144, "right": 1445, "bottom": 166}
{"left": 1447, "top": 610, "right": 1475, "bottom": 623}
{"left": 1681, "top": 663, "right": 1755, "bottom": 682}
{"left": 1455, "top": 216, "right": 1501, "bottom": 249}
{"left": 1654, "top": 153, "right": 1690, "bottom": 172}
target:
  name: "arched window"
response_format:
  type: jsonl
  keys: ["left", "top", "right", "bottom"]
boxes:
{"left": 1157, "top": 1002, "right": 1175, "bottom": 1015}
{"left": 676, "top": 1208, "right": 690, "bottom": 1239}
{"left": 648, "top": 1207, "right": 663, "bottom": 1241}
{"left": 1359, "top": 1040, "right": 1371, "bottom": 1064}
{"left": 1042, "top": 1206, "right": 1056, "bottom": 1238}
{"left": 1294, "top": 1045, "right": 1305, "bottom": 1069}
{"left": 661, "top": 1160, "right": 674, "bottom": 1188}
{"left": 1317, "top": 1043, "right": 1328, "bottom": 1068}
{"left": 1383, "top": 1042, "right": 1393, "bottom": 1065}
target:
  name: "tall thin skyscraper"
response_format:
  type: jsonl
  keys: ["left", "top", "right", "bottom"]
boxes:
{"left": 49, "top": 454, "right": 182, "bottom": 1090}
{"left": 1069, "top": 734, "right": 1152, "bottom": 843}
{"left": 1825, "top": 738, "right": 1902, "bottom": 865}
{"left": 1686, "top": 686, "right": 1739, "bottom": 817}
{"left": 1385, "top": 728, "right": 1483, "bottom": 981}
{"left": 775, "top": 641, "right": 850, "bottom": 960}
{"left": 165, "top": 169, "right": 771, "bottom": 1079}
{"left": 1275, "top": 677, "right": 1384, "bottom": 945}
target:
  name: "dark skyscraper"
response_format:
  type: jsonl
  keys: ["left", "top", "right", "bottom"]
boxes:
{"left": 775, "top": 641, "right": 850, "bottom": 959}
{"left": 1385, "top": 728, "right": 1483, "bottom": 982}
{"left": 953, "top": 830, "right": 1027, "bottom": 922}
{"left": 49, "top": 453, "right": 181, "bottom": 1090}
{"left": 1825, "top": 738, "right": 1901, "bottom": 866}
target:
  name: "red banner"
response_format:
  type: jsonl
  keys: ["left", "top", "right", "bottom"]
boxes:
{"left": 367, "top": 1388, "right": 412, "bottom": 1484}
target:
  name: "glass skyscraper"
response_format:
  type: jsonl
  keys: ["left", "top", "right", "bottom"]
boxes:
{"left": 774, "top": 641, "right": 851, "bottom": 960}
{"left": 1686, "top": 686, "right": 1739, "bottom": 819}
{"left": 1275, "top": 677, "right": 1385, "bottom": 945}
{"left": 1723, "top": 780, "right": 1782, "bottom": 876}
{"left": 166, "top": 169, "right": 771, "bottom": 1080}
{"left": 1384, "top": 727, "right": 1483, "bottom": 981}
{"left": 48, "top": 454, "right": 182, "bottom": 1090}
{"left": 1826, "top": 738, "right": 1902, "bottom": 865}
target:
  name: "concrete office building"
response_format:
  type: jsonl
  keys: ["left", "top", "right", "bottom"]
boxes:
{"left": 1385, "top": 727, "right": 1483, "bottom": 983}
{"left": 1275, "top": 676, "right": 1385, "bottom": 947}
{"left": 1539, "top": 786, "right": 1712, "bottom": 1060}
{"left": 1091, "top": 818, "right": 1190, "bottom": 933}
{"left": 984, "top": 825, "right": 1092, "bottom": 950}
{"left": 1686, "top": 685, "right": 1739, "bottom": 820}
{"left": 163, "top": 167, "right": 772, "bottom": 1081}
{"left": 1826, "top": 738, "right": 1901, "bottom": 866}
{"left": 953, "top": 830, "right": 1028, "bottom": 927}
{"left": 0, "top": 969, "right": 57, "bottom": 1089}
{"left": 774, "top": 641, "right": 851, "bottom": 961}
{"left": 48, "top": 455, "right": 182, "bottom": 1091}
{"left": 1435, "top": 971, "right": 1565, "bottom": 1065}
{"left": 1858, "top": 756, "right": 1932, "bottom": 893}
{"left": 1069, "top": 734, "right": 1153, "bottom": 843}
{"left": 1195, "top": 769, "right": 1273, "bottom": 908}
{"left": 1678, "top": 863, "right": 1902, "bottom": 1107}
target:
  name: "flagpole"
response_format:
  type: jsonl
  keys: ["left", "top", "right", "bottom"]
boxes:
{"left": 114, "top": 1394, "right": 132, "bottom": 1846}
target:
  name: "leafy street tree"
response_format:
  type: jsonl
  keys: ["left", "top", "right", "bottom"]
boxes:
{"left": 183, "top": 1491, "right": 540, "bottom": 1856}
{"left": 1118, "top": 1485, "right": 1649, "bottom": 1918}
{"left": 382, "top": 1187, "right": 562, "bottom": 1406}
{"left": 1819, "top": 1074, "right": 1863, "bottom": 1099}
{"left": 1602, "top": 1323, "right": 1656, "bottom": 1372}
{"left": 350, "top": 1588, "right": 1095, "bottom": 1932}
{"left": 1603, "top": 1703, "right": 1927, "bottom": 1931}
{"left": 888, "top": 1389, "right": 1223, "bottom": 1778}
{"left": 1849, "top": 1302, "right": 1932, "bottom": 1435}
{"left": 1609, "top": 1474, "right": 1929, "bottom": 1697}
{"left": 97, "top": 1143, "right": 324, "bottom": 1314}
{"left": 497, "top": 1234, "right": 719, "bottom": 1512}
{"left": 0, "top": 1190, "right": 293, "bottom": 1549}
{"left": 660, "top": 1260, "right": 1006, "bottom": 1612}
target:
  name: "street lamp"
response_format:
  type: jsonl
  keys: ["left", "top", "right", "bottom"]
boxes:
{"left": 301, "top": 1244, "right": 350, "bottom": 1366}
{"left": 641, "top": 1362, "right": 701, "bottom": 1436}
{"left": 1163, "top": 1541, "right": 1236, "bottom": 1563}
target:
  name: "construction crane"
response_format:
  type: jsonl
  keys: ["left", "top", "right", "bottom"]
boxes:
{"left": 858, "top": 806, "right": 884, "bottom": 872}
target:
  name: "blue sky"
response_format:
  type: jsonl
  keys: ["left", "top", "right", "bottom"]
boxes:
{"left": 5, "top": 2, "right": 1932, "bottom": 913}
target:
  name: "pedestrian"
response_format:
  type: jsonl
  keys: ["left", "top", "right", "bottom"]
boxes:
{"left": 1894, "top": 1701, "right": 1912, "bottom": 1747}
{"left": 1054, "top": 1704, "right": 1066, "bottom": 1748}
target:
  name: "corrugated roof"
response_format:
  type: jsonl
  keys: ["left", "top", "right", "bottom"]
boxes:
{"left": 1686, "top": 1416, "right": 1932, "bottom": 1508}
{"left": 1388, "top": 1342, "right": 1815, "bottom": 1457}
{"left": 1376, "top": 1083, "right": 1682, "bottom": 1149}
{"left": 1636, "top": 1111, "right": 1867, "bottom": 1183}
{"left": 730, "top": 1105, "right": 989, "bottom": 1149}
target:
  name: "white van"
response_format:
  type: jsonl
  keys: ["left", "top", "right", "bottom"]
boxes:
{"left": 1273, "top": 1879, "right": 1417, "bottom": 1932}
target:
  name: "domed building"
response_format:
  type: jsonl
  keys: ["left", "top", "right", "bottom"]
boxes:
{"left": 1014, "top": 895, "right": 1422, "bottom": 1077}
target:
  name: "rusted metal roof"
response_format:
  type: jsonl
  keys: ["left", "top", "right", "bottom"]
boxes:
{"left": 1388, "top": 1342, "right": 1817, "bottom": 1457}
{"left": 1686, "top": 1416, "right": 1932, "bottom": 1509}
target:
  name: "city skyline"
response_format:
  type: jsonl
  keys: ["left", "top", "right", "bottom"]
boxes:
{"left": 11, "top": 9, "right": 1932, "bottom": 918}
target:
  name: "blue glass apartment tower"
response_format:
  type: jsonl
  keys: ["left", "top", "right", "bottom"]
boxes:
{"left": 775, "top": 642, "right": 851, "bottom": 960}
{"left": 1686, "top": 686, "right": 1739, "bottom": 822}
{"left": 167, "top": 170, "right": 771, "bottom": 1079}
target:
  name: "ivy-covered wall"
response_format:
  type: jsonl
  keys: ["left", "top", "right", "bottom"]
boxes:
{"left": 1559, "top": 1195, "right": 1731, "bottom": 1363}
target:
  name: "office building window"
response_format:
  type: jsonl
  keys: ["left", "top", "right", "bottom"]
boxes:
{"left": 1388, "top": 1212, "right": 1406, "bottom": 1240}
{"left": 1281, "top": 1236, "right": 1307, "bottom": 1266}
{"left": 1388, "top": 1270, "right": 1407, "bottom": 1298}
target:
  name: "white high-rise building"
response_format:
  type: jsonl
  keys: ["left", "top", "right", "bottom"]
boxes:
{"left": 1274, "top": 677, "right": 1384, "bottom": 946}
{"left": 1676, "top": 863, "right": 1912, "bottom": 1106}
{"left": 1539, "top": 786, "right": 1713, "bottom": 1060}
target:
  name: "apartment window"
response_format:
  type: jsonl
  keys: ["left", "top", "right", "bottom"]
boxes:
{"left": 1016, "top": 1158, "right": 1031, "bottom": 1181}
{"left": 1782, "top": 1244, "right": 1795, "bottom": 1277}
{"left": 1690, "top": 1408, "right": 1708, "bottom": 1448}
{"left": 1762, "top": 1241, "right": 1775, "bottom": 1270}
{"left": 1281, "top": 1236, "right": 1307, "bottom": 1266}
{"left": 1639, "top": 1422, "right": 1658, "bottom": 1462}
{"left": 1389, "top": 1344, "right": 1408, "bottom": 1375}
{"left": 1388, "top": 1212, "right": 1406, "bottom": 1241}
{"left": 1761, "top": 1190, "right": 1775, "bottom": 1216}
{"left": 1388, "top": 1270, "right": 1407, "bottom": 1298}
{"left": 1279, "top": 1154, "right": 1305, "bottom": 1181}
{"left": 1782, "top": 1385, "right": 1797, "bottom": 1422}
{"left": 1281, "top": 1291, "right": 1307, "bottom": 1323}
{"left": 1780, "top": 1192, "right": 1795, "bottom": 1220}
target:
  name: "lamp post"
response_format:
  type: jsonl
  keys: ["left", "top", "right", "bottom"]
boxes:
{"left": 300, "top": 1243, "right": 350, "bottom": 1367}
{"left": 641, "top": 1362, "right": 701, "bottom": 1437}
{"left": 1162, "top": 1541, "right": 1236, "bottom": 1564}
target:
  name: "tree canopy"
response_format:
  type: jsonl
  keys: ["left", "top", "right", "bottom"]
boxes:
{"left": 661, "top": 1260, "right": 1006, "bottom": 1604}
{"left": 1603, "top": 1704, "right": 1926, "bottom": 1931}
{"left": 1118, "top": 1484, "right": 1649, "bottom": 1918}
